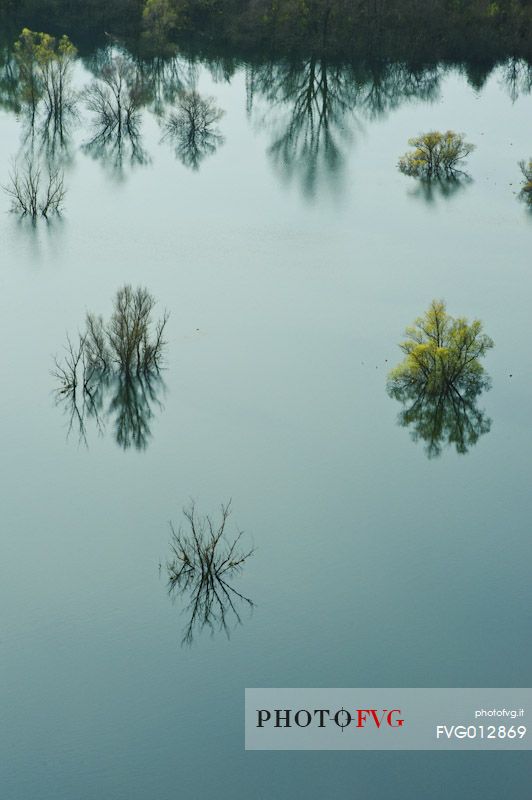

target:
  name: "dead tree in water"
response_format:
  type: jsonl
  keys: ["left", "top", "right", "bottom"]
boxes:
{"left": 3, "top": 157, "right": 66, "bottom": 219}
{"left": 166, "top": 501, "right": 254, "bottom": 645}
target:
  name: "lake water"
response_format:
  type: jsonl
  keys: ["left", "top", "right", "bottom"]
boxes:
{"left": 1, "top": 48, "right": 531, "bottom": 798}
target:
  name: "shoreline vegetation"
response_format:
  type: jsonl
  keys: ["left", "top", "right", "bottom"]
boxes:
{"left": 1, "top": 0, "right": 532, "bottom": 64}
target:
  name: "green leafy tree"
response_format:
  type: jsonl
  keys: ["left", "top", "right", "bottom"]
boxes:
{"left": 387, "top": 301, "right": 494, "bottom": 457}
{"left": 13, "top": 28, "right": 77, "bottom": 122}
{"left": 143, "top": 0, "right": 179, "bottom": 41}
{"left": 398, "top": 131, "right": 475, "bottom": 178}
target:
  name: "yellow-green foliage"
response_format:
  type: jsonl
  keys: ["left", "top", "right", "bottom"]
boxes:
{"left": 398, "top": 131, "right": 475, "bottom": 178}
{"left": 14, "top": 29, "right": 77, "bottom": 116}
{"left": 143, "top": 0, "right": 179, "bottom": 38}
{"left": 519, "top": 159, "right": 532, "bottom": 204}
{"left": 388, "top": 300, "right": 493, "bottom": 396}
{"left": 387, "top": 301, "right": 493, "bottom": 457}
{"left": 14, "top": 28, "right": 77, "bottom": 72}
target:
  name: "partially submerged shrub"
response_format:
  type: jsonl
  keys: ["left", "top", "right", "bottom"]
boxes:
{"left": 53, "top": 286, "right": 168, "bottom": 448}
{"left": 387, "top": 300, "right": 493, "bottom": 457}
{"left": 398, "top": 131, "right": 475, "bottom": 178}
{"left": 519, "top": 159, "right": 532, "bottom": 204}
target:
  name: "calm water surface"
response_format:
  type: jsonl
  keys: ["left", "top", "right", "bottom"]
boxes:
{"left": 1, "top": 51, "right": 531, "bottom": 798}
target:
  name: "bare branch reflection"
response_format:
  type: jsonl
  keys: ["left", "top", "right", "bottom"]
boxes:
{"left": 83, "top": 53, "right": 149, "bottom": 174}
{"left": 247, "top": 57, "right": 358, "bottom": 197}
{"left": 501, "top": 58, "right": 532, "bottom": 102}
{"left": 162, "top": 89, "right": 224, "bottom": 170}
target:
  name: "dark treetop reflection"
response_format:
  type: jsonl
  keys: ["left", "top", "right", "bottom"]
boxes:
{"left": 387, "top": 300, "right": 493, "bottom": 459}
{"left": 162, "top": 89, "right": 224, "bottom": 170}
{"left": 166, "top": 501, "right": 254, "bottom": 646}
{"left": 247, "top": 58, "right": 441, "bottom": 197}
{"left": 53, "top": 285, "right": 168, "bottom": 449}
{"left": 247, "top": 58, "right": 357, "bottom": 197}
{"left": 83, "top": 52, "right": 150, "bottom": 175}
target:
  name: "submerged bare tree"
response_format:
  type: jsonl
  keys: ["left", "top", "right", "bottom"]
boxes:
{"left": 107, "top": 285, "right": 169, "bottom": 374}
{"left": 166, "top": 501, "right": 254, "bottom": 645}
{"left": 163, "top": 90, "right": 224, "bottom": 170}
{"left": 3, "top": 156, "right": 66, "bottom": 219}
{"left": 53, "top": 286, "right": 168, "bottom": 448}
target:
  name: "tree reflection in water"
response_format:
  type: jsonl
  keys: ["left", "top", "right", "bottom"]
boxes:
{"left": 2, "top": 37, "right": 532, "bottom": 195}
{"left": 388, "top": 374, "right": 492, "bottom": 459}
{"left": 246, "top": 58, "right": 442, "bottom": 198}
{"left": 387, "top": 300, "right": 493, "bottom": 458}
{"left": 166, "top": 501, "right": 254, "bottom": 645}
{"left": 247, "top": 57, "right": 358, "bottom": 197}
{"left": 82, "top": 53, "right": 150, "bottom": 175}
{"left": 162, "top": 89, "right": 224, "bottom": 170}
{"left": 405, "top": 173, "right": 472, "bottom": 204}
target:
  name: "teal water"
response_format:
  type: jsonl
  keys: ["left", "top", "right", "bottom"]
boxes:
{"left": 1, "top": 51, "right": 531, "bottom": 798}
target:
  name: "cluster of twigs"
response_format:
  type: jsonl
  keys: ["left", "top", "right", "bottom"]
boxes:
{"left": 166, "top": 501, "right": 254, "bottom": 645}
